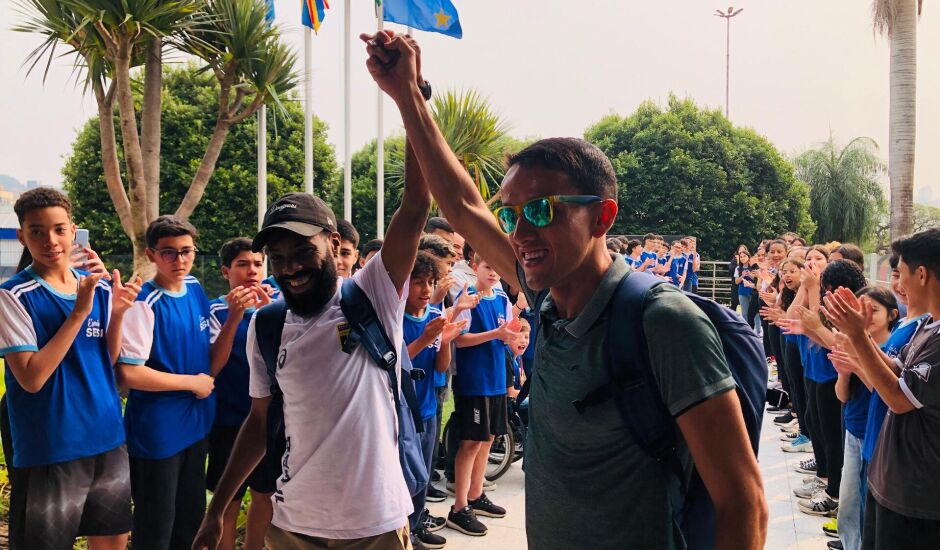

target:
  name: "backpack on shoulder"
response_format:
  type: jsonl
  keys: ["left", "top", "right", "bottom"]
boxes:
{"left": 572, "top": 270, "right": 767, "bottom": 550}
{"left": 253, "top": 279, "right": 429, "bottom": 499}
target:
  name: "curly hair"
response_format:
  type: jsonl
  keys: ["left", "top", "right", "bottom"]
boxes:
{"left": 411, "top": 251, "right": 442, "bottom": 282}
{"left": 14, "top": 187, "right": 72, "bottom": 224}
{"left": 821, "top": 259, "right": 867, "bottom": 294}
{"left": 419, "top": 234, "right": 456, "bottom": 260}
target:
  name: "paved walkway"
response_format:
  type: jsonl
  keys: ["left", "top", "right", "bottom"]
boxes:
{"left": 426, "top": 410, "right": 834, "bottom": 549}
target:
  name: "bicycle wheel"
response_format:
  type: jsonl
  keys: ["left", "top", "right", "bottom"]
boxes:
{"left": 485, "top": 427, "right": 515, "bottom": 482}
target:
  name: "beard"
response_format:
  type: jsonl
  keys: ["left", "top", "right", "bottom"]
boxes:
{"left": 276, "top": 255, "right": 339, "bottom": 318}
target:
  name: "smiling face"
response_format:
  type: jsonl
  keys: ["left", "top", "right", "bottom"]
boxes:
{"left": 266, "top": 230, "right": 340, "bottom": 317}
{"left": 890, "top": 267, "right": 908, "bottom": 306}
{"left": 222, "top": 250, "right": 265, "bottom": 289}
{"left": 500, "top": 165, "right": 606, "bottom": 292}
{"left": 768, "top": 243, "right": 787, "bottom": 267}
{"left": 17, "top": 206, "right": 75, "bottom": 272}
{"left": 866, "top": 299, "right": 892, "bottom": 335}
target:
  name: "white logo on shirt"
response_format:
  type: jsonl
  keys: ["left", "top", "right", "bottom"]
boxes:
{"left": 911, "top": 363, "right": 932, "bottom": 382}
{"left": 85, "top": 318, "right": 104, "bottom": 338}
{"left": 199, "top": 316, "right": 209, "bottom": 331}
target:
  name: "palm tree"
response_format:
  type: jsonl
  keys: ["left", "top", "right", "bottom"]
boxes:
{"left": 14, "top": 0, "right": 297, "bottom": 274}
{"left": 430, "top": 89, "right": 511, "bottom": 202}
{"left": 795, "top": 135, "right": 886, "bottom": 244}
{"left": 873, "top": 0, "right": 923, "bottom": 239}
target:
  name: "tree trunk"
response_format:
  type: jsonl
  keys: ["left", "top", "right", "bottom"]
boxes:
{"left": 175, "top": 118, "right": 233, "bottom": 220}
{"left": 92, "top": 81, "right": 134, "bottom": 238}
{"left": 141, "top": 37, "right": 163, "bottom": 222}
{"left": 888, "top": 0, "right": 917, "bottom": 240}
{"left": 113, "top": 48, "right": 152, "bottom": 275}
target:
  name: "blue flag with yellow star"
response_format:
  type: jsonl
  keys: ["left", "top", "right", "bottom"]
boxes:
{"left": 383, "top": 0, "right": 463, "bottom": 39}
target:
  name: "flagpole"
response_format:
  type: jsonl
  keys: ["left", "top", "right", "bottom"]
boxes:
{"left": 304, "top": 26, "right": 314, "bottom": 195}
{"left": 258, "top": 106, "right": 267, "bottom": 230}
{"left": 343, "top": 0, "right": 352, "bottom": 221}
{"left": 376, "top": 0, "right": 385, "bottom": 238}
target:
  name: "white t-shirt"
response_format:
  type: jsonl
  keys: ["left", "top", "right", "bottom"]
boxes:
{"left": 247, "top": 251, "right": 413, "bottom": 538}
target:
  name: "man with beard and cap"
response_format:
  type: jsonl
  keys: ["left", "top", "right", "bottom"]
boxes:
{"left": 193, "top": 142, "right": 432, "bottom": 549}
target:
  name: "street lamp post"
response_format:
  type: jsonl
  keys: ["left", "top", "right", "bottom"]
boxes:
{"left": 715, "top": 6, "right": 743, "bottom": 118}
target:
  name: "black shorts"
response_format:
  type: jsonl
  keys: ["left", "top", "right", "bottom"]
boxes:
{"left": 9, "top": 445, "right": 132, "bottom": 550}
{"left": 206, "top": 424, "right": 280, "bottom": 500}
{"left": 454, "top": 394, "right": 508, "bottom": 442}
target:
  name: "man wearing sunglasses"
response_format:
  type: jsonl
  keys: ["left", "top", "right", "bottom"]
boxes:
{"left": 363, "top": 30, "right": 767, "bottom": 550}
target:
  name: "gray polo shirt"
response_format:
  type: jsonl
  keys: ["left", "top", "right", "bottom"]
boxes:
{"left": 519, "top": 255, "right": 735, "bottom": 550}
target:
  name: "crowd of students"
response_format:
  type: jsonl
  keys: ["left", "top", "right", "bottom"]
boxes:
{"left": 2, "top": 29, "right": 939, "bottom": 550}
{"left": 730, "top": 231, "right": 940, "bottom": 550}
{"left": 608, "top": 233, "right": 701, "bottom": 291}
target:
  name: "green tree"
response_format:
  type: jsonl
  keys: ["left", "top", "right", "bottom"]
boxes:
{"left": 15, "top": 0, "right": 298, "bottom": 274}
{"left": 330, "top": 136, "right": 406, "bottom": 243}
{"left": 795, "top": 136, "right": 886, "bottom": 244}
{"left": 585, "top": 96, "right": 814, "bottom": 259}
{"left": 63, "top": 66, "right": 337, "bottom": 259}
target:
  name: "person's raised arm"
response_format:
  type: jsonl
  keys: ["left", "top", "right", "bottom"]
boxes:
{"left": 381, "top": 140, "right": 432, "bottom": 293}
{"left": 361, "top": 31, "right": 519, "bottom": 288}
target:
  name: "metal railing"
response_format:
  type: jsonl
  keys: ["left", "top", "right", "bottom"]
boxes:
{"left": 697, "top": 260, "right": 733, "bottom": 306}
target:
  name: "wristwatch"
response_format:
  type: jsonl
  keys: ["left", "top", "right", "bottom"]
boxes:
{"left": 419, "top": 80, "right": 432, "bottom": 101}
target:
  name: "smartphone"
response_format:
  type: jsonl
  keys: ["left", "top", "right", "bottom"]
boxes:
{"left": 72, "top": 228, "right": 90, "bottom": 269}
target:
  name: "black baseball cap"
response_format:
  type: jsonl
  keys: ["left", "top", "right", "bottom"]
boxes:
{"left": 252, "top": 193, "right": 337, "bottom": 251}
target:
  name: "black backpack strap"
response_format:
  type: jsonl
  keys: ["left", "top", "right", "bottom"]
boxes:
{"left": 339, "top": 279, "right": 424, "bottom": 431}
{"left": 602, "top": 271, "right": 686, "bottom": 485}
{"left": 254, "top": 301, "right": 288, "bottom": 396}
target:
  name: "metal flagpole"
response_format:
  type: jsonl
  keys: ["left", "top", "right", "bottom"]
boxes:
{"left": 343, "top": 0, "right": 352, "bottom": 220}
{"left": 376, "top": 0, "right": 385, "bottom": 237}
{"left": 257, "top": 107, "right": 267, "bottom": 230}
{"left": 304, "top": 26, "right": 314, "bottom": 194}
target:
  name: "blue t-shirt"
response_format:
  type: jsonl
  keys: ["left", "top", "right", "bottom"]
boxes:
{"left": 0, "top": 267, "right": 125, "bottom": 468}
{"left": 844, "top": 376, "right": 872, "bottom": 439}
{"left": 624, "top": 256, "right": 635, "bottom": 268}
{"left": 668, "top": 255, "right": 687, "bottom": 286}
{"left": 454, "top": 286, "right": 512, "bottom": 396}
{"left": 638, "top": 251, "right": 658, "bottom": 272}
{"left": 685, "top": 253, "right": 699, "bottom": 285}
{"left": 208, "top": 298, "right": 255, "bottom": 427}
{"left": 862, "top": 315, "right": 928, "bottom": 461}
{"left": 802, "top": 338, "right": 837, "bottom": 383}
{"left": 403, "top": 305, "right": 444, "bottom": 421}
{"left": 735, "top": 265, "right": 755, "bottom": 297}
{"left": 119, "top": 276, "right": 215, "bottom": 459}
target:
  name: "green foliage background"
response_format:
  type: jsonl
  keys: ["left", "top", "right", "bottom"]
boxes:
{"left": 63, "top": 66, "right": 338, "bottom": 258}
{"left": 585, "top": 96, "right": 815, "bottom": 259}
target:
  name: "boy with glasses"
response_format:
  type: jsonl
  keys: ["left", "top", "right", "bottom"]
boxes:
{"left": 118, "top": 215, "right": 218, "bottom": 549}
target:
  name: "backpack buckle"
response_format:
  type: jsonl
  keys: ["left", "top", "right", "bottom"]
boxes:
{"left": 410, "top": 368, "right": 426, "bottom": 382}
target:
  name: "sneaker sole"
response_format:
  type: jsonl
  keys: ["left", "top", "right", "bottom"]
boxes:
{"left": 446, "top": 520, "right": 488, "bottom": 536}
{"left": 781, "top": 445, "right": 813, "bottom": 453}
{"left": 799, "top": 505, "right": 838, "bottom": 517}
{"left": 471, "top": 509, "right": 506, "bottom": 518}
{"left": 416, "top": 537, "right": 446, "bottom": 549}
{"left": 795, "top": 467, "right": 817, "bottom": 475}
{"left": 426, "top": 495, "right": 446, "bottom": 503}
{"left": 823, "top": 530, "right": 839, "bottom": 538}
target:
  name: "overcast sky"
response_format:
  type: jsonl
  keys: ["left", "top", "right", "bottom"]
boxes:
{"left": 1, "top": 0, "right": 938, "bottom": 205}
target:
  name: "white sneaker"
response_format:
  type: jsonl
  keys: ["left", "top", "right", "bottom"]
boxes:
{"left": 793, "top": 477, "right": 826, "bottom": 499}
{"left": 781, "top": 435, "right": 813, "bottom": 453}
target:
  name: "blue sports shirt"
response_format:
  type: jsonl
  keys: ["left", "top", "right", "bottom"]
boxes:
{"left": 0, "top": 267, "right": 125, "bottom": 468}
{"left": 208, "top": 297, "right": 256, "bottom": 427}
{"left": 454, "top": 286, "right": 513, "bottom": 396}
{"left": 403, "top": 305, "right": 444, "bottom": 421}
{"left": 119, "top": 276, "right": 215, "bottom": 459}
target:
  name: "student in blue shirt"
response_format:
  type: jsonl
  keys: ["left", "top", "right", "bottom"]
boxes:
{"left": 682, "top": 237, "right": 701, "bottom": 293}
{"left": 623, "top": 239, "right": 643, "bottom": 268}
{"left": 0, "top": 188, "right": 140, "bottom": 550}
{"left": 450, "top": 254, "right": 521, "bottom": 536}
{"left": 667, "top": 240, "right": 687, "bottom": 287}
{"left": 118, "top": 215, "right": 219, "bottom": 549}
{"left": 403, "top": 251, "right": 468, "bottom": 549}
{"left": 637, "top": 233, "right": 659, "bottom": 272}
{"left": 206, "top": 238, "right": 276, "bottom": 550}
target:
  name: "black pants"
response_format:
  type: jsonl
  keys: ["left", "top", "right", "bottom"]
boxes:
{"left": 783, "top": 339, "right": 810, "bottom": 440}
{"left": 862, "top": 492, "right": 940, "bottom": 549}
{"left": 806, "top": 378, "right": 844, "bottom": 497}
{"left": 129, "top": 438, "right": 208, "bottom": 550}
{"left": 768, "top": 324, "right": 789, "bottom": 399}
